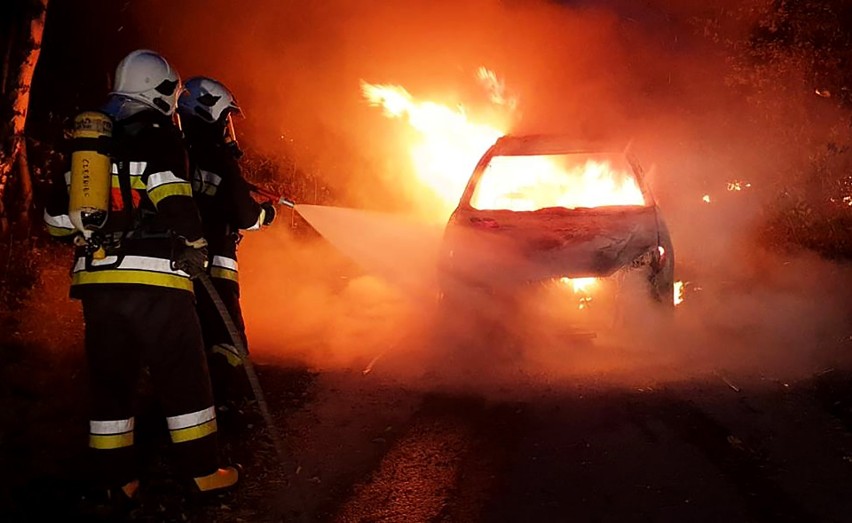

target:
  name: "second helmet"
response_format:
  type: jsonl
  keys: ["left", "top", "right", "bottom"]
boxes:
{"left": 179, "top": 77, "right": 242, "bottom": 124}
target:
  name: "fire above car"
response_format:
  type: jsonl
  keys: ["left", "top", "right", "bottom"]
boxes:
{"left": 439, "top": 134, "right": 675, "bottom": 307}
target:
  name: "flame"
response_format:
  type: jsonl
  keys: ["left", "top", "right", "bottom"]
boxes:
{"left": 361, "top": 68, "right": 644, "bottom": 221}
{"left": 361, "top": 79, "right": 504, "bottom": 220}
{"left": 562, "top": 276, "right": 596, "bottom": 294}
{"left": 674, "top": 281, "right": 685, "bottom": 306}
{"left": 559, "top": 277, "right": 597, "bottom": 309}
{"left": 476, "top": 66, "right": 517, "bottom": 110}
{"left": 470, "top": 156, "right": 645, "bottom": 212}
{"left": 361, "top": 71, "right": 660, "bottom": 313}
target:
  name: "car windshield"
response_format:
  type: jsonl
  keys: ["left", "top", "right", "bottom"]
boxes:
{"left": 469, "top": 152, "right": 648, "bottom": 211}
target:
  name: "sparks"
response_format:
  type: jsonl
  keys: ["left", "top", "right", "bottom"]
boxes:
{"left": 727, "top": 180, "right": 751, "bottom": 192}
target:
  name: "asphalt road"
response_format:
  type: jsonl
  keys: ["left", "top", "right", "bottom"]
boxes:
{"left": 4, "top": 339, "right": 852, "bottom": 522}
{"left": 232, "top": 359, "right": 852, "bottom": 523}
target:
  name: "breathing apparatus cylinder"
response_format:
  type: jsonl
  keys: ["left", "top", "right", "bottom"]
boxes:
{"left": 68, "top": 111, "right": 113, "bottom": 241}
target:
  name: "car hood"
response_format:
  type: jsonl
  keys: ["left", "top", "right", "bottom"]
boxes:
{"left": 441, "top": 206, "right": 660, "bottom": 285}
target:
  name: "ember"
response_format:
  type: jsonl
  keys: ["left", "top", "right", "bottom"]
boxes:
{"left": 727, "top": 180, "right": 751, "bottom": 191}
{"left": 674, "top": 281, "right": 685, "bottom": 306}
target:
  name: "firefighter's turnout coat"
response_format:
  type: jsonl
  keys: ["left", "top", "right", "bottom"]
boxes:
{"left": 44, "top": 105, "right": 220, "bottom": 484}
{"left": 189, "top": 139, "right": 265, "bottom": 288}
{"left": 187, "top": 137, "right": 265, "bottom": 395}
{"left": 45, "top": 109, "right": 204, "bottom": 293}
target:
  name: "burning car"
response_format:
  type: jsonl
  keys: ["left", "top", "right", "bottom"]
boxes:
{"left": 438, "top": 134, "right": 674, "bottom": 330}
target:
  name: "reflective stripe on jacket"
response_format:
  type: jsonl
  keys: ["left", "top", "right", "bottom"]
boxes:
{"left": 210, "top": 255, "right": 238, "bottom": 282}
{"left": 187, "top": 139, "right": 263, "bottom": 284}
{"left": 72, "top": 255, "right": 193, "bottom": 292}
{"left": 43, "top": 109, "right": 204, "bottom": 296}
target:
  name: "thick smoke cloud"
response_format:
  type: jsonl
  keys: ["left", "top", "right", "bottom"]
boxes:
{"left": 119, "top": 0, "right": 852, "bottom": 384}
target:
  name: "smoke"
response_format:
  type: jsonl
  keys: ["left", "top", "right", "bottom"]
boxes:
{"left": 122, "top": 0, "right": 852, "bottom": 387}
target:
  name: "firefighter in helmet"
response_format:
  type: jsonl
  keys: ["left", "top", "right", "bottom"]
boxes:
{"left": 43, "top": 50, "right": 238, "bottom": 507}
{"left": 177, "top": 76, "right": 276, "bottom": 409}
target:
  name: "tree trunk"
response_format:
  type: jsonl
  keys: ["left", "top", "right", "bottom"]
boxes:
{"left": 17, "top": 138, "right": 32, "bottom": 231}
{"left": 1, "top": 24, "right": 15, "bottom": 95}
{"left": 0, "top": 0, "right": 48, "bottom": 236}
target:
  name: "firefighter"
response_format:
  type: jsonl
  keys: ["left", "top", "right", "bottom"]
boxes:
{"left": 43, "top": 50, "right": 239, "bottom": 506}
{"left": 177, "top": 76, "right": 276, "bottom": 409}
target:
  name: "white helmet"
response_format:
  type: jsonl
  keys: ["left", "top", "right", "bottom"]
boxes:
{"left": 111, "top": 49, "right": 181, "bottom": 116}
{"left": 178, "top": 76, "right": 241, "bottom": 123}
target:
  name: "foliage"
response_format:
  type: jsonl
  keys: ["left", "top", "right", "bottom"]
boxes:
{"left": 695, "top": 0, "right": 852, "bottom": 258}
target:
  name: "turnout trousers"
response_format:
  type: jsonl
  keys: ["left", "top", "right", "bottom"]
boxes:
{"left": 194, "top": 277, "right": 250, "bottom": 404}
{"left": 81, "top": 286, "right": 219, "bottom": 486}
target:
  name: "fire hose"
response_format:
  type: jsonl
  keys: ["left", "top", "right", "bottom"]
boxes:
{"left": 195, "top": 274, "right": 285, "bottom": 459}
{"left": 197, "top": 182, "right": 314, "bottom": 517}
{"left": 197, "top": 273, "right": 311, "bottom": 522}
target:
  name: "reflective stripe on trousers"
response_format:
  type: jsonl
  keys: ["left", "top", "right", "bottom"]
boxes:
{"left": 166, "top": 406, "right": 217, "bottom": 443}
{"left": 89, "top": 417, "right": 135, "bottom": 450}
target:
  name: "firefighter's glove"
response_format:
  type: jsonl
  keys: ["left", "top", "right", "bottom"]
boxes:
{"left": 260, "top": 202, "right": 276, "bottom": 226}
{"left": 173, "top": 237, "right": 209, "bottom": 279}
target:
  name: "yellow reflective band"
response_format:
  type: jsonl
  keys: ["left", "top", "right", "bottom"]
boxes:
{"left": 148, "top": 181, "right": 193, "bottom": 207}
{"left": 169, "top": 418, "right": 217, "bottom": 444}
{"left": 110, "top": 174, "right": 146, "bottom": 190}
{"left": 46, "top": 223, "right": 76, "bottom": 237}
{"left": 89, "top": 432, "right": 134, "bottom": 450}
{"left": 212, "top": 344, "right": 243, "bottom": 367}
{"left": 72, "top": 269, "right": 194, "bottom": 292}
{"left": 210, "top": 267, "right": 238, "bottom": 282}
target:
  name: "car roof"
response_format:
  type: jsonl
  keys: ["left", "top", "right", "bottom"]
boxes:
{"left": 491, "top": 134, "right": 628, "bottom": 156}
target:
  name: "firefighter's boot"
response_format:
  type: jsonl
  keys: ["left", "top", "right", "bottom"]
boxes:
{"left": 193, "top": 466, "right": 240, "bottom": 494}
